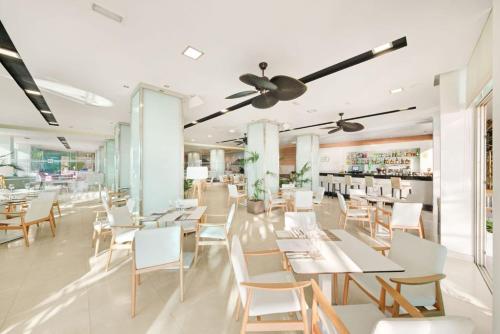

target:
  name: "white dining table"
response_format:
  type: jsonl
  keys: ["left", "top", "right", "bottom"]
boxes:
{"left": 156, "top": 206, "right": 207, "bottom": 233}
{"left": 276, "top": 229, "right": 404, "bottom": 304}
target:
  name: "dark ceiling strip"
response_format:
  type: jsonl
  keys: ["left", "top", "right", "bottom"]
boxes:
{"left": 185, "top": 36, "right": 407, "bottom": 129}
{"left": 57, "top": 136, "right": 71, "bottom": 149}
{"left": 0, "top": 20, "right": 58, "bottom": 126}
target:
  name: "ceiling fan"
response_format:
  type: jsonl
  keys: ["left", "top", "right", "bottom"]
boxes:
{"left": 217, "top": 133, "right": 247, "bottom": 146}
{"left": 320, "top": 113, "right": 364, "bottom": 134}
{"left": 226, "top": 62, "right": 307, "bottom": 109}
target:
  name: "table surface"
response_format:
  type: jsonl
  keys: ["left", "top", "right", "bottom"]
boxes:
{"left": 276, "top": 229, "right": 403, "bottom": 275}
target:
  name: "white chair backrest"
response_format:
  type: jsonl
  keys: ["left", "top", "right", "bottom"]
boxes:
{"left": 344, "top": 175, "right": 352, "bottom": 186}
{"left": 365, "top": 176, "right": 375, "bottom": 187}
{"left": 327, "top": 174, "right": 334, "bottom": 183}
{"left": 282, "top": 183, "right": 295, "bottom": 189}
{"left": 38, "top": 191, "right": 56, "bottom": 202}
{"left": 108, "top": 206, "right": 134, "bottom": 227}
{"left": 126, "top": 198, "right": 135, "bottom": 214}
{"left": 295, "top": 191, "right": 313, "bottom": 209}
{"left": 314, "top": 187, "right": 325, "bottom": 202}
{"left": 134, "top": 226, "right": 181, "bottom": 270}
{"left": 372, "top": 316, "right": 474, "bottom": 334}
{"left": 101, "top": 192, "right": 111, "bottom": 214}
{"left": 389, "top": 230, "right": 447, "bottom": 275}
{"left": 228, "top": 184, "right": 239, "bottom": 197}
{"left": 231, "top": 236, "right": 251, "bottom": 305}
{"left": 176, "top": 198, "right": 198, "bottom": 208}
{"left": 348, "top": 188, "right": 366, "bottom": 196}
{"left": 226, "top": 204, "right": 236, "bottom": 231}
{"left": 391, "top": 177, "right": 402, "bottom": 189}
{"left": 284, "top": 212, "right": 317, "bottom": 231}
{"left": 336, "top": 192, "right": 347, "bottom": 214}
{"left": 25, "top": 198, "right": 53, "bottom": 222}
{"left": 391, "top": 202, "right": 422, "bottom": 228}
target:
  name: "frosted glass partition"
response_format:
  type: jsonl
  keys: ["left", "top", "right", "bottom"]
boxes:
{"left": 98, "top": 145, "right": 105, "bottom": 175}
{"left": 104, "top": 139, "right": 116, "bottom": 190}
{"left": 246, "top": 120, "right": 279, "bottom": 204}
{"left": 14, "top": 143, "right": 31, "bottom": 176}
{"left": 210, "top": 149, "right": 225, "bottom": 179}
{"left": 130, "top": 86, "right": 185, "bottom": 215}
{"left": 296, "top": 134, "right": 319, "bottom": 190}
{"left": 114, "top": 122, "right": 131, "bottom": 190}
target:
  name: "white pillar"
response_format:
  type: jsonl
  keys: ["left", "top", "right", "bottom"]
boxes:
{"left": 187, "top": 152, "right": 201, "bottom": 166}
{"left": 438, "top": 69, "right": 474, "bottom": 258}
{"left": 210, "top": 149, "right": 225, "bottom": 179}
{"left": 246, "top": 120, "right": 280, "bottom": 203}
{"left": 295, "top": 134, "right": 319, "bottom": 190}
{"left": 104, "top": 139, "right": 116, "bottom": 190}
{"left": 0, "top": 135, "right": 14, "bottom": 176}
{"left": 130, "top": 85, "right": 185, "bottom": 215}
{"left": 492, "top": 0, "right": 500, "bottom": 330}
{"left": 114, "top": 123, "right": 131, "bottom": 190}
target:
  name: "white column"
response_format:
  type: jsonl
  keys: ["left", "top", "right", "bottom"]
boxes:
{"left": 295, "top": 134, "right": 319, "bottom": 190}
{"left": 0, "top": 135, "right": 14, "bottom": 176}
{"left": 130, "top": 85, "right": 185, "bottom": 215}
{"left": 246, "top": 120, "right": 280, "bottom": 203}
{"left": 438, "top": 69, "right": 474, "bottom": 259}
{"left": 14, "top": 142, "right": 31, "bottom": 176}
{"left": 187, "top": 152, "right": 201, "bottom": 166}
{"left": 114, "top": 123, "right": 131, "bottom": 190}
{"left": 210, "top": 149, "right": 225, "bottom": 179}
{"left": 104, "top": 139, "right": 116, "bottom": 190}
{"left": 492, "top": 0, "right": 500, "bottom": 331}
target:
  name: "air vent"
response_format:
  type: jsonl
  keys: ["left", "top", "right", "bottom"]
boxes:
{"left": 57, "top": 137, "right": 71, "bottom": 149}
{"left": 0, "top": 20, "right": 59, "bottom": 126}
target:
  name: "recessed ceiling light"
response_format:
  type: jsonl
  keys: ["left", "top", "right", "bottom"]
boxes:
{"left": 220, "top": 109, "right": 228, "bottom": 113}
{"left": 91, "top": 3, "right": 123, "bottom": 23}
{"left": 372, "top": 42, "right": 393, "bottom": 55}
{"left": 192, "top": 120, "right": 198, "bottom": 124}
{"left": 207, "top": 134, "right": 213, "bottom": 138}
{"left": 35, "top": 78, "right": 113, "bottom": 107}
{"left": 182, "top": 46, "right": 204, "bottom": 60}
{"left": 25, "top": 89, "right": 41, "bottom": 95}
{"left": 282, "top": 123, "right": 290, "bottom": 130}
{"left": 191, "top": 138, "right": 196, "bottom": 142}
{"left": 0, "top": 47, "right": 20, "bottom": 59}
{"left": 306, "top": 109, "right": 317, "bottom": 114}
{"left": 40, "top": 110, "right": 52, "bottom": 114}
{"left": 390, "top": 87, "right": 404, "bottom": 94}
{"left": 49, "top": 122, "right": 58, "bottom": 126}
{"left": 229, "top": 129, "right": 235, "bottom": 133}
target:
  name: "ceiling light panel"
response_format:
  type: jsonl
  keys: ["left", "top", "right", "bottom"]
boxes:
{"left": 0, "top": 20, "right": 58, "bottom": 126}
{"left": 182, "top": 46, "right": 204, "bottom": 60}
{"left": 390, "top": 87, "right": 404, "bottom": 94}
{"left": 57, "top": 136, "right": 71, "bottom": 149}
{"left": 91, "top": 3, "right": 123, "bottom": 23}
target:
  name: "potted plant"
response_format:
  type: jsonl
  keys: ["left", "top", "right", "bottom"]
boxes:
{"left": 183, "top": 179, "right": 193, "bottom": 198}
{"left": 290, "top": 162, "right": 312, "bottom": 188}
{"left": 244, "top": 151, "right": 266, "bottom": 214}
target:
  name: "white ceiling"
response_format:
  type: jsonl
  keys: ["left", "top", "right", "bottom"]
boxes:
{"left": 0, "top": 0, "right": 491, "bottom": 150}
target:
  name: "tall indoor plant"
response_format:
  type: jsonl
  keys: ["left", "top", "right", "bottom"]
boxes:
{"left": 244, "top": 151, "right": 266, "bottom": 214}
{"left": 290, "top": 162, "right": 312, "bottom": 188}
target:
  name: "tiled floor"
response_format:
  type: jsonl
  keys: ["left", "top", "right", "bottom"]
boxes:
{"left": 0, "top": 184, "right": 493, "bottom": 333}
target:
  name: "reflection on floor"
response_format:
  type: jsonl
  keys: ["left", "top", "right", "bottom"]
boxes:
{"left": 0, "top": 184, "right": 492, "bottom": 333}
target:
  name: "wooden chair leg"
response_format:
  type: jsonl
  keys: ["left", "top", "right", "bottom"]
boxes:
{"left": 106, "top": 239, "right": 115, "bottom": 272}
{"left": 94, "top": 233, "right": 101, "bottom": 257}
{"left": 342, "top": 274, "right": 350, "bottom": 305}
{"left": 235, "top": 294, "right": 241, "bottom": 321}
{"left": 240, "top": 290, "right": 252, "bottom": 334}
{"left": 194, "top": 233, "right": 200, "bottom": 263}
{"left": 299, "top": 288, "right": 309, "bottom": 334}
{"left": 180, "top": 257, "right": 184, "bottom": 302}
{"left": 22, "top": 224, "right": 29, "bottom": 247}
{"left": 48, "top": 216, "right": 56, "bottom": 237}
{"left": 131, "top": 270, "right": 137, "bottom": 318}
{"left": 333, "top": 273, "right": 339, "bottom": 305}
{"left": 435, "top": 281, "right": 445, "bottom": 315}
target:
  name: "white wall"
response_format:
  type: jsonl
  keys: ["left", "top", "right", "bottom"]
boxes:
{"left": 318, "top": 140, "right": 433, "bottom": 173}
{"left": 438, "top": 69, "right": 475, "bottom": 259}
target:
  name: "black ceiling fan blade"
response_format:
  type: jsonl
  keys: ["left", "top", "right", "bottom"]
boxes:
{"left": 269, "top": 75, "right": 307, "bottom": 101}
{"left": 328, "top": 127, "right": 342, "bottom": 134}
{"left": 226, "top": 90, "right": 258, "bottom": 99}
{"left": 341, "top": 122, "right": 364, "bottom": 132}
{"left": 185, "top": 36, "right": 408, "bottom": 128}
{"left": 251, "top": 93, "right": 279, "bottom": 109}
{"left": 240, "top": 73, "right": 278, "bottom": 91}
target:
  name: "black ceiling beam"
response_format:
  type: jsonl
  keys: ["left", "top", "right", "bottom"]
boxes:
{"left": 57, "top": 136, "right": 71, "bottom": 149}
{"left": 0, "top": 20, "right": 58, "bottom": 126}
{"left": 185, "top": 36, "right": 407, "bottom": 129}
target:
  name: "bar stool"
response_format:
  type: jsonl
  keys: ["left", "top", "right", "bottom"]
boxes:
{"left": 343, "top": 175, "right": 361, "bottom": 194}
{"left": 326, "top": 174, "right": 336, "bottom": 197}
{"left": 365, "top": 176, "right": 383, "bottom": 196}
{"left": 390, "top": 177, "right": 412, "bottom": 199}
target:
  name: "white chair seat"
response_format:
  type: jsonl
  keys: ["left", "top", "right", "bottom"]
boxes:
{"left": 114, "top": 228, "right": 138, "bottom": 244}
{"left": 272, "top": 198, "right": 287, "bottom": 204}
{"left": 93, "top": 220, "right": 110, "bottom": 232}
{"left": 321, "top": 304, "right": 385, "bottom": 334}
{"left": 248, "top": 271, "right": 302, "bottom": 317}
{"left": 174, "top": 220, "right": 197, "bottom": 233}
{"left": 199, "top": 226, "right": 226, "bottom": 240}
{"left": 347, "top": 209, "right": 368, "bottom": 217}
{"left": 0, "top": 217, "right": 22, "bottom": 226}
{"left": 350, "top": 272, "right": 437, "bottom": 306}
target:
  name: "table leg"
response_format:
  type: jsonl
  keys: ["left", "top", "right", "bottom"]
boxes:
{"left": 319, "top": 273, "right": 339, "bottom": 305}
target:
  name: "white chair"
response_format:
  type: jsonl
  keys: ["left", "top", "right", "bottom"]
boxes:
{"left": 347, "top": 188, "right": 368, "bottom": 206}
{"left": 311, "top": 277, "right": 473, "bottom": 334}
{"left": 342, "top": 175, "right": 360, "bottom": 194}
{"left": 195, "top": 203, "right": 235, "bottom": 261}
{"left": 391, "top": 177, "right": 412, "bottom": 199}
{"left": 313, "top": 187, "right": 325, "bottom": 205}
{"left": 375, "top": 202, "right": 424, "bottom": 239}
{"left": 337, "top": 192, "right": 372, "bottom": 237}
{"left": 39, "top": 190, "right": 61, "bottom": 218}
{"left": 365, "top": 176, "right": 382, "bottom": 196}
{"left": 131, "top": 225, "right": 194, "bottom": 317}
{"left": 284, "top": 212, "right": 317, "bottom": 231}
{"left": 228, "top": 184, "right": 247, "bottom": 207}
{"left": 326, "top": 175, "right": 336, "bottom": 197}
{"left": 344, "top": 230, "right": 447, "bottom": 317}
{"left": 266, "top": 189, "right": 287, "bottom": 215}
{"left": 92, "top": 192, "right": 113, "bottom": 257}
{"left": 106, "top": 206, "right": 141, "bottom": 271}
{"left": 294, "top": 190, "right": 313, "bottom": 211}
{"left": 230, "top": 236, "right": 310, "bottom": 333}
{"left": 0, "top": 197, "right": 56, "bottom": 247}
